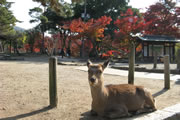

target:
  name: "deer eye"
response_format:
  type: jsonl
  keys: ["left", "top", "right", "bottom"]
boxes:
{"left": 88, "top": 70, "right": 93, "bottom": 74}
{"left": 97, "top": 70, "right": 102, "bottom": 74}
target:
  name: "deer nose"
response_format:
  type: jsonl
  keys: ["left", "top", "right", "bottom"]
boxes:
{"left": 90, "top": 78, "right": 95, "bottom": 83}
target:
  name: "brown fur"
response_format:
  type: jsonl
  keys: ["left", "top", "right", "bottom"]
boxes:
{"left": 87, "top": 60, "right": 156, "bottom": 119}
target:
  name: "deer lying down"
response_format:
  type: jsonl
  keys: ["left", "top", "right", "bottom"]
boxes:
{"left": 87, "top": 60, "right": 156, "bottom": 119}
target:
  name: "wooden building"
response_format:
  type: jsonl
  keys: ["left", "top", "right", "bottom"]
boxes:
{"left": 137, "top": 35, "right": 180, "bottom": 62}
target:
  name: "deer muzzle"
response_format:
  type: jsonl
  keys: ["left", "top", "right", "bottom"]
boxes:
{"left": 90, "top": 77, "right": 96, "bottom": 83}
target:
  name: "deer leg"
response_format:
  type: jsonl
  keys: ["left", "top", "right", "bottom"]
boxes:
{"left": 135, "top": 101, "right": 156, "bottom": 115}
{"left": 104, "top": 104, "right": 131, "bottom": 119}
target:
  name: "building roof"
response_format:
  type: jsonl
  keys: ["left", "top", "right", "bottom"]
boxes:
{"left": 138, "top": 35, "right": 180, "bottom": 43}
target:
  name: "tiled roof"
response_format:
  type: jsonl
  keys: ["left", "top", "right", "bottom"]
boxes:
{"left": 138, "top": 35, "right": 180, "bottom": 42}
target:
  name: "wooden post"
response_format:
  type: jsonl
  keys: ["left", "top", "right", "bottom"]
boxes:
{"left": 177, "top": 49, "right": 180, "bottom": 69}
{"left": 153, "top": 51, "right": 157, "bottom": 69}
{"left": 49, "top": 57, "right": 58, "bottom": 107}
{"left": 128, "top": 42, "right": 135, "bottom": 84}
{"left": 164, "top": 55, "right": 170, "bottom": 89}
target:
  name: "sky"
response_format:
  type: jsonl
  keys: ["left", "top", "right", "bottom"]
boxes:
{"left": 6, "top": 0, "right": 167, "bottom": 30}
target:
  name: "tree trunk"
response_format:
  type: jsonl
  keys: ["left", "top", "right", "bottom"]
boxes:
{"left": 41, "top": 31, "right": 45, "bottom": 54}
{"left": 13, "top": 41, "right": 16, "bottom": 53}
{"left": 89, "top": 37, "right": 98, "bottom": 58}
{"left": 80, "top": 37, "right": 85, "bottom": 58}
{"left": 153, "top": 51, "right": 158, "bottom": 69}
{"left": 128, "top": 42, "right": 135, "bottom": 84}
{"left": 10, "top": 39, "right": 12, "bottom": 54}
{"left": 164, "top": 55, "right": 170, "bottom": 89}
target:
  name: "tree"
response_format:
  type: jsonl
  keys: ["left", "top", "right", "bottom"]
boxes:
{"left": 29, "top": 1, "right": 75, "bottom": 53}
{"left": 114, "top": 8, "right": 148, "bottom": 84}
{"left": 69, "top": 16, "right": 112, "bottom": 57}
{"left": 25, "top": 29, "right": 40, "bottom": 53}
{"left": 12, "top": 30, "right": 27, "bottom": 55}
{"left": 0, "top": 0, "right": 17, "bottom": 37}
{"left": 144, "top": 0, "right": 180, "bottom": 38}
{"left": 32, "top": 0, "right": 80, "bottom": 16}
{"left": 0, "top": 0, "right": 18, "bottom": 53}
{"left": 114, "top": 8, "right": 148, "bottom": 46}
{"left": 43, "top": 5, "right": 74, "bottom": 54}
{"left": 73, "top": 0, "right": 130, "bottom": 37}
{"left": 73, "top": 0, "right": 128, "bottom": 19}
{"left": 43, "top": 4, "right": 73, "bottom": 31}
{"left": 29, "top": 7, "right": 49, "bottom": 53}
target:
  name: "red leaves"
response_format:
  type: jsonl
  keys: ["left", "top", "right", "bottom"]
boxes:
{"left": 69, "top": 16, "right": 112, "bottom": 39}
{"left": 126, "top": 8, "right": 133, "bottom": 16}
{"left": 121, "top": 8, "right": 133, "bottom": 16}
{"left": 144, "top": 2, "right": 179, "bottom": 37}
{"left": 70, "top": 18, "right": 94, "bottom": 33}
{"left": 114, "top": 8, "right": 147, "bottom": 40}
{"left": 95, "top": 16, "right": 112, "bottom": 26}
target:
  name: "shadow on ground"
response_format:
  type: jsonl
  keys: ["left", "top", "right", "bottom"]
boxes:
{"left": 0, "top": 56, "right": 50, "bottom": 64}
{"left": 175, "top": 79, "right": 180, "bottom": 85}
{"left": 0, "top": 106, "right": 52, "bottom": 120}
{"left": 153, "top": 89, "right": 169, "bottom": 98}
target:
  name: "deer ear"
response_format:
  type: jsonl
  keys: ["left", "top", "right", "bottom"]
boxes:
{"left": 87, "top": 59, "right": 92, "bottom": 68}
{"left": 102, "top": 60, "right": 110, "bottom": 70}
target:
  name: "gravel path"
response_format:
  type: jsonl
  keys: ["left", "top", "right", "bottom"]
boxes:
{"left": 0, "top": 56, "right": 180, "bottom": 120}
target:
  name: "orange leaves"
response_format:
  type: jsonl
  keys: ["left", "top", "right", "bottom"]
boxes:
{"left": 96, "top": 28, "right": 105, "bottom": 38}
{"left": 69, "top": 16, "right": 112, "bottom": 39}
{"left": 70, "top": 18, "right": 83, "bottom": 33}
{"left": 70, "top": 18, "right": 93, "bottom": 33}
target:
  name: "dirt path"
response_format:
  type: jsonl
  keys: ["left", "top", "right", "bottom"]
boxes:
{"left": 0, "top": 57, "right": 180, "bottom": 120}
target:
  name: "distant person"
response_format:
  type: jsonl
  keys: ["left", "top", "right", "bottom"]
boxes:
{"left": 67, "top": 48, "right": 71, "bottom": 58}
{"left": 53, "top": 48, "right": 56, "bottom": 55}
{"left": 45, "top": 48, "right": 49, "bottom": 56}
{"left": 58, "top": 48, "right": 61, "bottom": 56}
{"left": 60, "top": 48, "right": 65, "bottom": 58}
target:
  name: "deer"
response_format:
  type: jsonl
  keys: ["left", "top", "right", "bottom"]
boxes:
{"left": 87, "top": 60, "right": 156, "bottom": 119}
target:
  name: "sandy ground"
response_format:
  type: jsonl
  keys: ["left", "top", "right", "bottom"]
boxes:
{"left": 0, "top": 56, "right": 180, "bottom": 120}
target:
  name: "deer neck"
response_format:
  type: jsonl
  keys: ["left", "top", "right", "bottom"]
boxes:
{"left": 90, "top": 79, "right": 108, "bottom": 101}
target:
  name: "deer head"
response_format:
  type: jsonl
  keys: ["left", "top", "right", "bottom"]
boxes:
{"left": 87, "top": 60, "right": 109, "bottom": 87}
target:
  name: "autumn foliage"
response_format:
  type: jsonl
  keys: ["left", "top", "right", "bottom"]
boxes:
{"left": 70, "top": 16, "right": 112, "bottom": 39}
{"left": 69, "top": 16, "right": 112, "bottom": 57}
{"left": 25, "top": 1, "right": 180, "bottom": 58}
{"left": 144, "top": 1, "right": 180, "bottom": 38}
{"left": 114, "top": 8, "right": 148, "bottom": 41}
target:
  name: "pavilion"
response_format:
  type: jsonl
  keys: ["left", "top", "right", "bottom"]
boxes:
{"left": 137, "top": 35, "right": 180, "bottom": 62}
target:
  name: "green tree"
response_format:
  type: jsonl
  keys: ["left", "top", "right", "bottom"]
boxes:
{"left": 29, "top": 7, "right": 48, "bottom": 53}
{"left": 0, "top": 0, "right": 17, "bottom": 36}
{"left": 0, "top": 0, "right": 18, "bottom": 53}
{"left": 12, "top": 31, "right": 27, "bottom": 55}
{"left": 73, "top": 0, "right": 130, "bottom": 36}
{"left": 25, "top": 29, "right": 40, "bottom": 53}
{"left": 29, "top": 2, "right": 74, "bottom": 53}
{"left": 32, "top": 0, "right": 78, "bottom": 16}
{"left": 43, "top": 3, "right": 74, "bottom": 31}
